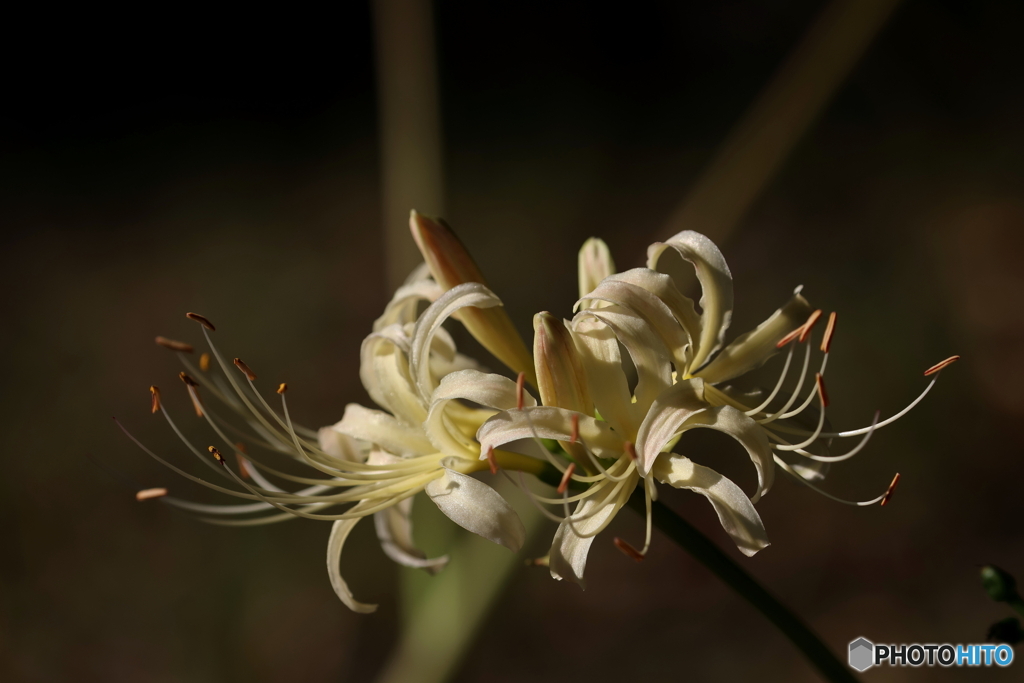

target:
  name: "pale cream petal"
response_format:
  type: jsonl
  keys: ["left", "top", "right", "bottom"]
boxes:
{"left": 602, "top": 268, "right": 702, "bottom": 358}
{"left": 359, "top": 329, "right": 428, "bottom": 426}
{"left": 430, "top": 351, "right": 487, "bottom": 384}
{"left": 549, "top": 473, "right": 637, "bottom": 588}
{"left": 425, "top": 370, "right": 535, "bottom": 459}
{"left": 647, "top": 231, "right": 734, "bottom": 370}
{"left": 335, "top": 403, "right": 435, "bottom": 457}
{"left": 327, "top": 514, "right": 378, "bottom": 613}
{"left": 410, "top": 283, "right": 504, "bottom": 403}
{"left": 676, "top": 405, "right": 775, "bottom": 502}
{"left": 653, "top": 455, "right": 769, "bottom": 557}
{"left": 696, "top": 288, "right": 813, "bottom": 385}
{"left": 374, "top": 497, "right": 449, "bottom": 574}
{"left": 373, "top": 277, "right": 444, "bottom": 331}
{"left": 577, "top": 237, "right": 616, "bottom": 308}
{"left": 634, "top": 378, "right": 709, "bottom": 477}
{"left": 424, "top": 468, "right": 526, "bottom": 551}
{"left": 533, "top": 312, "right": 593, "bottom": 415}
{"left": 569, "top": 317, "right": 637, "bottom": 436}
{"left": 318, "top": 424, "right": 369, "bottom": 463}
{"left": 579, "top": 270, "right": 695, "bottom": 372}
{"left": 575, "top": 305, "right": 673, "bottom": 417}
{"left": 477, "top": 406, "right": 624, "bottom": 461}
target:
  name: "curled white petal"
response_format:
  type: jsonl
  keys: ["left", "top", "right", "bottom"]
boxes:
{"left": 374, "top": 497, "right": 448, "bottom": 574}
{"left": 647, "top": 230, "right": 733, "bottom": 370}
{"left": 653, "top": 455, "right": 769, "bottom": 557}
{"left": 373, "top": 276, "right": 443, "bottom": 331}
{"left": 327, "top": 515, "right": 378, "bottom": 613}
{"left": 318, "top": 423, "right": 369, "bottom": 463}
{"left": 634, "top": 378, "right": 708, "bottom": 477}
{"left": 426, "top": 370, "right": 536, "bottom": 459}
{"left": 676, "top": 405, "right": 775, "bottom": 502}
{"left": 410, "top": 283, "right": 503, "bottom": 403}
{"left": 549, "top": 475, "right": 636, "bottom": 588}
{"left": 425, "top": 468, "right": 526, "bottom": 552}
{"left": 569, "top": 317, "right": 637, "bottom": 436}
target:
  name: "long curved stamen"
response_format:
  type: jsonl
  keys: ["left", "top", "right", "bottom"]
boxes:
{"left": 773, "top": 374, "right": 828, "bottom": 452}
{"left": 774, "top": 456, "right": 893, "bottom": 506}
{"left": 758, "top": 343, "right": 812, "bottom": 425}
{"left": 769, "top": 410, "right": 880, "bottom": 462}
{"left": 776, "top": 352, "right": 830, "bottom": 420}
{"left": 744, "top": 343, "right": 796, "bottom": 416}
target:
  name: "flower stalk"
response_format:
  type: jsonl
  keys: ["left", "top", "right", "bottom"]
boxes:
{"left": 627, "top": 490, "right": 858, "bottom": 683}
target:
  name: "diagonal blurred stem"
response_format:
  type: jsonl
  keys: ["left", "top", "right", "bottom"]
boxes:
{"left": 628, "top": 491, "right": 858, "bottom": 683}
{"left": 661, "top": 0, "right": 903, "bottom": 245}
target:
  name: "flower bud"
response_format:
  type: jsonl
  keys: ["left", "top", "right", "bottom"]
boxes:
{"left": 577, "top": 237, "right": 615, "bottom": 308}
{"left": 409, "top": 211, "right": 535, "bottom": 384}
{"left": 533, "top": 312, "right": 593, "bottom": 415}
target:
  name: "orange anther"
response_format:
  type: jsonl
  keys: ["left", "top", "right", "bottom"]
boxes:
{"left": 149, "top": 386, "right": 161, "bottom": 414}
{"left": 233, "top": 358, "right": 257, "bottom": 381}
{"left": 613, "top": 537, "right": 645, "bottom": 562}
{"left": 815, "top": 373, "right": 830, "bottom": 409}
{"left": 135, "top": 487, "right": 168, "bottom": 501}
{"left": 799, "top": 309, "right": 823, "bottom": 343}
{"left": 880, "top": 473, "right": 901, "bottom": 507}
{"left": 186, "top": 312, "right": 216, "bottom": 331}
{"left": 276, "top": 383, "right": 288, "bottom": 394}
{"left": 924, "top": 355, "right": 960, "bottom": 377}
{"left": 155, "top": 336, "right": 194, "bottom": 353}
{"left": 199, "top": 352, "right": 211, "bottom": 372}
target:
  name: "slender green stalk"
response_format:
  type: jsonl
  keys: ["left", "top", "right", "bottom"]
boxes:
{"left": 628, "top": 491, "right": 857, "bottom": 683}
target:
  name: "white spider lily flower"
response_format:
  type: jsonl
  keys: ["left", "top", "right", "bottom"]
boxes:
{"left": 126, "top": 279, "right": 540, "bottom": 613}
{"left": 470, "top": 230, "right": 957, "bottom": 587}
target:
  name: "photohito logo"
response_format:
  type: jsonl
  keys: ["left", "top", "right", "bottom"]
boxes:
{"left": 848, "top": 637, "right": 1014, "bottom": 671}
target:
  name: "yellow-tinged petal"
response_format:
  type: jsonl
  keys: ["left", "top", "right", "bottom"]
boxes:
{"left": 634, "top": 378, "right": 709, "bottom": 477}
{"left": 477, "top": 406, "right": 625, "bottom": 461}
{"left": 533, "top": 312, "right": 593, "bottom": 415}
{"left": 652, "top": 456, "right": 769, "bottom": 557}
{"left": 409, "top": 211, "right": 535, "bottom": 384}
{"left": 696, "top": 287, "right": 813, "bottom": 385}
{"left": 577, "top": 237, "right": 615, "bottom": 308}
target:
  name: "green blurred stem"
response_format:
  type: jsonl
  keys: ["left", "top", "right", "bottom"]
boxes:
{"left": 1009, "top": 597, "right": 1024, "bottom": 620}
{"left": 627, "top": 491, "right": 857, "bottom": 683}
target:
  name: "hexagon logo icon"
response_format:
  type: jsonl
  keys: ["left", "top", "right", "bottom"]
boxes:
{"left": 849, "top": 637, "right": 875, "bottom": 672}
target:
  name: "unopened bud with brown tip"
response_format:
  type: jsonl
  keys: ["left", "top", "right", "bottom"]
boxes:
{"left": 533, "top": 312, "right": 593, "bottom": 415}
{"left": 577, "top": 237, "right": 615, "bottom": 308}
{"left": 409, "top": 210, "right": 535, "bottom": 385}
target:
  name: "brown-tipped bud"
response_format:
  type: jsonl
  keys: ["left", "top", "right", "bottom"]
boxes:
{"left": 613, "top": 537, "right": 646, "bottom": 562}
{"left": 557, "top": 463, "right": 576, "bottom": 495}
{"left": 880, "top": 472, "right": 901, "bottom": 507}
{"left": 155, "top": 336, "right": 194, "bottom": 353}
{"left": 233, "top": 358, "right": 257, "bottom": 381}
{"left": 798, "top": 309, "right": 823, "bottom": 343}
{"left": 577, "top": 237, "right": 615, "bottom": 306}
{"left": 409, "top": 210, "right": 536, "bottom": 385}
{"left": 208, "top": 445, "right": 225, "bottom": 463}
{"left": 135, "top": 487, "right": 168, "bottom": 501}
{"left": 815, "top": 373, "right": 830, "bottom": 408}
{"left": 186, "top": 312, "right": 216, "bottom": 331}
{"left": 924, "top": 355, "right": 960, "bottom": 377}
{"left": 533, "top": 312, "right": 593, "bottom": 415}
{"left": 199, "top": 352, "right": 211, "bottom": 372}
{"left": 149, "top": 386, "right": 161, "bottom": 414}
{"left": 820, "top": 312, "right": 837, "bottom": 353}
{"left": 276, "top": 383, "right": 288, "bottom": 394}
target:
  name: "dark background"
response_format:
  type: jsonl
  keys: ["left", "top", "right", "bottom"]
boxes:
{"left": 3, "top": 1, "right": 1024, "bottom": 681}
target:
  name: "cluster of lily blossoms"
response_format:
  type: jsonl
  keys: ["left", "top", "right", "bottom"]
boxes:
{"left": 126, "top": 212, "right": 958, "bottom": 610}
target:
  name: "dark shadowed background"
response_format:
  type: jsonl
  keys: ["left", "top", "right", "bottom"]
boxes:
{"left": 3, "top": 1, "right": 1024, "bottom": 681}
